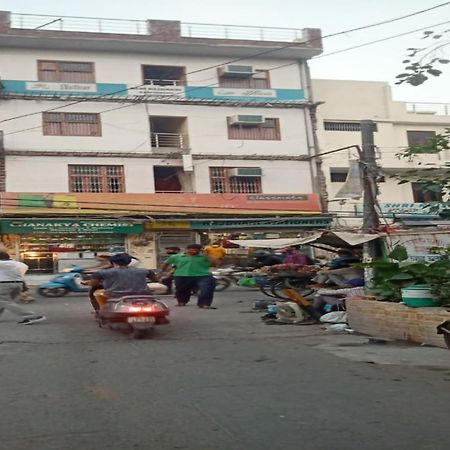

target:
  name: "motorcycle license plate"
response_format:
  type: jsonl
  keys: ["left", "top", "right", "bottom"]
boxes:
{"left": 127, "top": 316, "right": 155, "bottom": 324}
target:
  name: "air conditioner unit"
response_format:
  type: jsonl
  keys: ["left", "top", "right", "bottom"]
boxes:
{"left": 229, "top": 168, "right": 262, "bottom": 177}
{"left": 229, "top": 115, "right": 265, "bottom": 125}
{"left": 219, "top": 65, "right": 256, "bottom": 77}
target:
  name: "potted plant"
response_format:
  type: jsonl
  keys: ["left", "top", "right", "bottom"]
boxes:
{"left": 362, "top": 245, "right": 450, "bottom": 307}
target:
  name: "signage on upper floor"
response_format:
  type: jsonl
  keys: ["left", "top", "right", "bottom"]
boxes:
{"left": 355, "top": 202, "right": 444, "bottom": 218}
{"left": 2, "top": 80, "right": 305, "bottom": 103}
{"left": 186, "top": 86, "right": 305, "bottom": 102}
{"left": 1, "top": 220, "right": 144, "bottom": 234}
{"left": 213, "top": 88, "right": 277, "bottom": 98}
{"left": 1, "top": 80, "right": 128, "bottom": 96}
{"left": 128, "top": 85, "right": 186, "bottom": 98}
{"left": 247, "top": 194, "right": 309, "bottom": 201}
{"left": 25, "top": 81, "right": 97, "bottom": 93}
{"left": 0, "top": 193, "right": 322, "bottom": 215}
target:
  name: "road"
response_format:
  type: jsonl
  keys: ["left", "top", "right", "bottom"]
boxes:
{"left": 1, "top": 287, "right": 450, "bottom": 450}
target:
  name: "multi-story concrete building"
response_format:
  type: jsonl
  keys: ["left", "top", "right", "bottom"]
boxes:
{"left": 0, "top": 11, "right": 329, "bottom": 271}
{"left": 313, "top": 79, "right": 450, "bottom": 227}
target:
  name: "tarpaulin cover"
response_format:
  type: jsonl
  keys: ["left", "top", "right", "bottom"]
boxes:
{"left": 229, "top": 231, "right": 380, "bottom": 249}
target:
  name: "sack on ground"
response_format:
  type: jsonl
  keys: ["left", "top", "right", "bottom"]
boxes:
{"left": 320, "top": 311, "right": 347, "bottom": 323}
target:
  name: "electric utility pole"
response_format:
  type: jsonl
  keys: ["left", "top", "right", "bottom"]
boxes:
{"left": 360, "top": 120, "right": 380, "bottom": 233}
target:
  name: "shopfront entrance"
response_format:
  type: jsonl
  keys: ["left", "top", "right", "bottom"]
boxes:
{"left": 1, "top": 219, "right": 144, "bottom": 273}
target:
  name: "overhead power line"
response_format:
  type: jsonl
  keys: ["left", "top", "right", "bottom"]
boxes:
{"left": 4, "top": 18, "right": 450, "bottom": 141}
{"left": 1, "top": 1, "right": 449, "bottom": 125}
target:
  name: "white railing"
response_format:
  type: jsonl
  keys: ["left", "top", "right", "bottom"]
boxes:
{"left": 181, "top": 22, "right": 306, "bottom": 42}
{"left": 151, "top": 133, "right": 188, "bottom": 149}
{"left": 10, "top": 13, "right": 307, "bottom": 43}
{"left": 406, "top": 102, "right": 450, "bottom": 116}
{"left": 10, "top": 13, "right": 147, "bottom": 34}
{"left": 144, "top": 79, "right": 181, "bottom": 86}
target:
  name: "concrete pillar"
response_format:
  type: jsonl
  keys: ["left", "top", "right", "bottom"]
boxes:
{"left": 0, "top": 11, "right": 11, "bottom": 31}
{"left": 148, "top": 20, "right": 181, "bottom": 40}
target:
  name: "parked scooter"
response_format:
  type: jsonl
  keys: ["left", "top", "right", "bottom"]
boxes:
{"left": 38, "top": 266, "right": 89, "bottom": 297}
{"left": 96, "top": 294, "right": 170, "bottom": 339}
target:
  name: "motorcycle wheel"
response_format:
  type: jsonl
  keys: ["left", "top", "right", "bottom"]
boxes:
{"left": 215, "top": 278, "right": 231, "bottom": 292}
{"left": 259, "top": 282, "right": 278, "bottom": 298}
{"left": 38, "top": 287, "right": 69, "bottom": 297}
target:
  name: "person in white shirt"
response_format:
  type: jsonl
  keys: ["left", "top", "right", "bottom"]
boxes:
{"left": 0, "top": 252, "right": 46, "bottom": 325}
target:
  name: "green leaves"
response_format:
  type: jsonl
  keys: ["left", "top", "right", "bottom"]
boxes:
{"left": 395, "top": 28, "right": 450, "bottom": 86}
{"left": 388, "top": 245, "right": 408, "bottom": 262}
{"left": 365, "top": 245, "right": 450, "bottom": 304}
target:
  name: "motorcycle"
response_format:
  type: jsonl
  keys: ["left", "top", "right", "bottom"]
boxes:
{"left": 38, "top": 266, "right": 89, "bottom": 297}
{"left": 96, "top": 294, "right": 170, "bottom": 339}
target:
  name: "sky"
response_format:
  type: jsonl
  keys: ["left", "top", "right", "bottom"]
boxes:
{"left": 2, "top": 0, "right": 450, "bottom": 103}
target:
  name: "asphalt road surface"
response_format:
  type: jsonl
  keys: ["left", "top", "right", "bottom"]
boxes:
{"left": 1, "top": 287, "right": 450, "bottom": 450}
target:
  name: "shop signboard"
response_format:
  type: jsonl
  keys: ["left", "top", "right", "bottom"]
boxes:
{"left": 191, "top": 218, "right": 331, "bottom": 229}
{"left": 355, "top": 202, "right": 442, "bottom": 218}
{"left": 1, "top": 220, "right": 144, "bottom": 234}
{"left": 145, "top": 221, "right": 191, "bottom": 230}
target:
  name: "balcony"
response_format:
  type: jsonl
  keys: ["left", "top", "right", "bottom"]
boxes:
{"left": 151, "top": 133, "right": 188, "bottom": 149}
{"left": 10, "top": 13, "right": 308, "bottom": 42}
{"left": 2, "top": 12, "right": 322, "bottom": 59}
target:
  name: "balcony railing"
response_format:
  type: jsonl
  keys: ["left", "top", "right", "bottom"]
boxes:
{"left": 151, "top": 133, "right": 188, "bottom": 149}
{"left": 11, "top": 13, "right": 147, "bottom": 34}
{"left": 10, "top": 13, "right": 307, "bottom": 42}
{"left": 180, "top": 22, "right": 306, "bottom": 42}
{"left": 406, "top": 102, "right": 450, "bottom": 116}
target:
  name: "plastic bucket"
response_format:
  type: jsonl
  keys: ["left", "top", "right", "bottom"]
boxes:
{"left": 401, "top": 285, "right": 438, "bottom": 307}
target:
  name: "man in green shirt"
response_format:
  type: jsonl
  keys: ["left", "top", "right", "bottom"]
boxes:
{"left": 162, "top": 244, "right": 217, "bottom": 308}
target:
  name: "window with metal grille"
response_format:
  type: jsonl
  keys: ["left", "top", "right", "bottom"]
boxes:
{"left": 407, "top": 130, "right": 436, "bottom": 146}
{"left": 210, "top": 167, "right": 262, "bottom": 194}
{"left": 38, "top": 60, "right": 95, "bottom": 83}
{"left": 228, "top": 118, "right": 280, "bottom": 140}
{"left": 324, "top": 121, "right": 361, "bottom": 132}
{"left": 412, "top": 182, "right": 442, "bottom": 202}
{"left": 43, "top": 112, "right": 101, "bottom": 136}
{"left": 68, "top": 165, "right": 124, "bottom": 193}
{"left": 219, "top": 70, "right": 270, "bottom": 89}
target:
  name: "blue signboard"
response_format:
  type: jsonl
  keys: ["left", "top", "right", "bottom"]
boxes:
{"left": 2, "top": 80, "right": 128, "bottom": 97}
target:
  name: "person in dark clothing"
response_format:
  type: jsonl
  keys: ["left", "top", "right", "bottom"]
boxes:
{"left": 250, "top": 250, "right": 283, "bottom": 268}
{"left": 328, "top": 250, "right": 361, "bottom": 269}
{"left": 160, "top": 247, "right": 181, "bottom": 295}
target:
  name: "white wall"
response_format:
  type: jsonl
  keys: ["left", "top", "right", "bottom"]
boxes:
{"left": 0, "top": 48, "right": 304, "bottom": 89}
{"left": 312, "top": 78, "right": 450, "bottom": 212}
{"left": 5, "top": 155, "right": 312, "bottom": 194}
{"left": 1, "top": 101, "right": 310, "bottom": 157}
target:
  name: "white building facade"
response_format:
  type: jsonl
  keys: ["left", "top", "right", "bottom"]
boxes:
{"left": 313, "top": 79, "right": 450, "bottom": 226}
{"left": 0, "top": 12, "right": 328, "bottom": 271}
{"left": 0, "top": 13, "right": 323, "bottom": 197}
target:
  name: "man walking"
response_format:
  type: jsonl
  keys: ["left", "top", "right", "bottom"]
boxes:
{"left": 162, "top": 244, "right": 217, "bottom": 309}
{"left": 0, "top": 252, "right": 46, "bottom": 325}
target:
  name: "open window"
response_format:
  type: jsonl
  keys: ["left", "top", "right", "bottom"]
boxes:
{"left": 154, "top": 166, "right": 193, "bottom": 193}
{"left": 142, "top": 65, "right": 186, "bottom": 86}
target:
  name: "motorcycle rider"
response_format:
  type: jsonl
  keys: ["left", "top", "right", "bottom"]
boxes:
{"left": 87, "top": 253, "right": 157, "bottom": 310}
